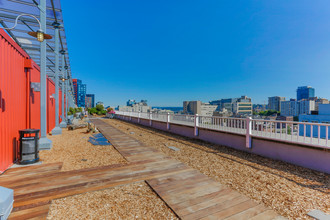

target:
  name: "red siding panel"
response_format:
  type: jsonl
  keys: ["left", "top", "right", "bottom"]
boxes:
{"left": 0, "top": 30, "right": 28, "bottom": 172}
{"left": 0, "top": 30, "right": 64, "bottom": 173}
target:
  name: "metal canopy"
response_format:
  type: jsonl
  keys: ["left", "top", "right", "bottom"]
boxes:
{"left": 0, "top": 0, "right": 74, "bottom": 92}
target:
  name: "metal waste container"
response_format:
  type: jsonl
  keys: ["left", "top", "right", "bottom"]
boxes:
{"left": 19, "top": 129, "right": 40, "bottom": 164}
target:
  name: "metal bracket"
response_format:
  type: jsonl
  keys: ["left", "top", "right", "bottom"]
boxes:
{"left": 30, "top": 82, "right": 41, "bottom": 92}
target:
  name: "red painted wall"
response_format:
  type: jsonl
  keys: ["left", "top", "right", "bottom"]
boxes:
{"left": 0, "top": 29, "right": 64, "bottom": 173}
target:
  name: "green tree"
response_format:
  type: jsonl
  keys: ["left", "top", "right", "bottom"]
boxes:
{"left": 96, "top": 104, "right": 104, "bottom": 112}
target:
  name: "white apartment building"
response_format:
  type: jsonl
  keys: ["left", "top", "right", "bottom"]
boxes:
{"left": 299, "top": 100, "right": 315, "bottom": 115}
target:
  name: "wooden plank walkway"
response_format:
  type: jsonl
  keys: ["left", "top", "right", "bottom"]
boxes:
{"left": 92, "top": 119, "right": 284, "bottom": 220}
{"left": 0, "top": 118, "right": 283, "bottom": 219}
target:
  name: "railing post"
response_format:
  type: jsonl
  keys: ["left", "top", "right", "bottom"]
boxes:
{"left": 167, "top": 112, "right": 170, "bottom": 130}
{"left": 138, "top": 111, "right": 141, "bottom": 123}
{"left": 246, "top": 117, "right": 252, "bottom": 148}
{"left": 149, "top": 112, "right": 152, "bottom": 126}
{"left": 194, "top": 114, "right": 199, "bottom": 136}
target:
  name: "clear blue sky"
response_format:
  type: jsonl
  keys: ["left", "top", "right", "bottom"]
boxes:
{"left": 62, "top": 0, "right": 330, "bottom": 107}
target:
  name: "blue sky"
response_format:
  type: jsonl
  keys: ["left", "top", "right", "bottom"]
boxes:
{"left": 62, "top": 0, "right": 330, "bottom": 107}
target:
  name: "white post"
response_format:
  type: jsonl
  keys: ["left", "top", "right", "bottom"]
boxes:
{"left": 149, "top": 112, "right": 152, "bottom": 126}
{"left": 167, "top": 112, "right": 170, "bottom": 130}
{"left": 246, "top": 117, "right": 252, "bottom": 148}
{"left": 194, "top": 114, "right": 199, "bottom": 136}
{"left": 138, "top": 111, "right": 141, "bottom": 123}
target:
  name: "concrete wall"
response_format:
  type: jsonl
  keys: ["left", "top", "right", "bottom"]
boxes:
{"left": 116, "top": 115, "right": 330, "bottom": 174}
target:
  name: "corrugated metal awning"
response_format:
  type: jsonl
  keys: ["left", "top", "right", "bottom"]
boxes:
{"left": 0, "top": 0, "right": 73, "bottom": 92}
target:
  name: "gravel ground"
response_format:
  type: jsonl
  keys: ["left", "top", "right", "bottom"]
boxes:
{"left": 40, "top": 126, "right": 127, "bottom": 171}
{"left": 104, "top": 119, "right": 330, "bottom": 220}
{"left": 41, "top": 122, "right": 177, "bottom": 219}
{"left": 48, "top": 181, "right": 178, "bottom": 220}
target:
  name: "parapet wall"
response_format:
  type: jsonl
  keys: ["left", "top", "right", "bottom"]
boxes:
{"left": 117, "top": 115, "right": 330, "bottom": 174}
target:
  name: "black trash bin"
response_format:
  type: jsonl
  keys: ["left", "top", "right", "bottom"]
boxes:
{"left": 19, "top": 129, "right": 40, "bottom": 165}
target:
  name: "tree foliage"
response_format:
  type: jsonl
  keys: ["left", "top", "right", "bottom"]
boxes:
{"left": 254, "top": 110, "right": 279, "bottom": 116}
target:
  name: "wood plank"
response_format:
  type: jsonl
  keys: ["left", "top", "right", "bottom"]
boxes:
{"left": 224, "top": 204, "right": 269, "bottom": 220}
{"left": 176, "top": 189, "right": 241, "bottom": 216}
{"left": 0, "top": 162, "right": 63, "bottom": 178}
{"left": 9, "top": 203, "right": 50, "bottom": 220}
{"left": 249, "top": 209, "right": 281, "bottom": 220}
{"left": 200, "top": 200, "right": 259, "bottom": 220}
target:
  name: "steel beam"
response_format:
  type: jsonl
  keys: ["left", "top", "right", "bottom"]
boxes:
{"left": 51, "top": 22, "right": 61, "bottom": 135}
{"left": 38, "top": 0, "right": 52, "bottom": 150}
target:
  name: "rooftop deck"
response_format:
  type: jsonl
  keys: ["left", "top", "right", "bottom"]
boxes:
{"left": 1, "top": 118, "right": 283, "bottom": 219}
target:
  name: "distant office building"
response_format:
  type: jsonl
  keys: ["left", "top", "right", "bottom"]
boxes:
{"left": 299, "top": 104, "right": 330, "bottom": 138}
{"left": 119, "top": 100, "right": 151, "bottom": 112}
{"left": 280, "top": 99, "right": 315, "bottom": 116}
{"left": 299, "top": 100, "right": 315, "bottom": 115}
{"left": 183, "top": 101, "right": 217, "bottom": 116}
{"left": 233, "top": 96, "right": 252, "bottom": 115}
{"left": 297, "top": 86, "right": 315, "bottom": 101}
{"left": 268, "top": 96, "right": 285, "bottom": 111}
{"left": 85, "top": 94, "right": 95, "bottom": 108}
{"left": 315, "top": 98, "right": 329, "bottom": 111}
{"left": 72, "top": 79, "right": 86, "bottom": 107}
{"left": 280, "top": 99, "right": 299, "bottom": 117}
{"left": 210, "top": 96, "right": 252, "bottom": 116}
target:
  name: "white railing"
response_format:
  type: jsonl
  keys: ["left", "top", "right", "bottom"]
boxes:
{"left": 114, "top": 111, "right": 330, "bottom": 150}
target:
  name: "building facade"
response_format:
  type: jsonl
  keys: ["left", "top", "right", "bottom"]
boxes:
{"left": 72, "top": 79, "right": 86, "bottom": 107}
{"left": 119, "top": 100, "right": 151, "bottom": 112}
{"left": 297, "top": 86, "right": 315, "bottom": 101}
{"left": 280, "top": 99, "right": 299, "bottom": 116}
{"left": 183, "top": 101, "right": 217, "bottom": 116}
{"left": 85, "top": 94, "right": 95, "bottom": 108}
{"left": 281, "top": 99, "right": 315, "bottom": 116}
{"left": 268, "top": 96, "right": 285, "bottom": 111}
{"left": 210, "top": 96, "right": 252, "bottom": 116}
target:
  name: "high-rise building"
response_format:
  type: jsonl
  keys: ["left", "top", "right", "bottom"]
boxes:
{"left": 297, "top": 86, "right": 315, "bottom": 101}
{"left": 72, "top": 79, "right": 86, "bottom": 107}
{"left": 85, "top": 94, "right": 95, "bottom": 108}
{"left": 268, "top": 96, "right": 286, "bottom": 111}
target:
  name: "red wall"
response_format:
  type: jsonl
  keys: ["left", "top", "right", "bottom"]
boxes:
{"left": 0, "top": 29, "right": 64, "bottom": 173}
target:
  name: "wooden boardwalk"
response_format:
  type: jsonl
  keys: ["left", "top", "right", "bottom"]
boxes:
{"left": 92, "top": 119, "right": 283, "bottom": 220}
{"left": 0, "top": 118, "right": 283, "bottom": 219}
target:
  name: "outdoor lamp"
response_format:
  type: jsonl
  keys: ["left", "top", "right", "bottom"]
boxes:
{"left": 28, "top": 30, "right": 52, "bottom": 42}
{"left": 1, "top": 13, "right": 52, "bottom": 42}
{"left": 59, "top": 76, "right": 68, "bottom": 82}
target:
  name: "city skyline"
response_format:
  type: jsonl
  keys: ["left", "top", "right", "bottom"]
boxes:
{"left": 62, "top": 1, "right": 330, "bottom": 107}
